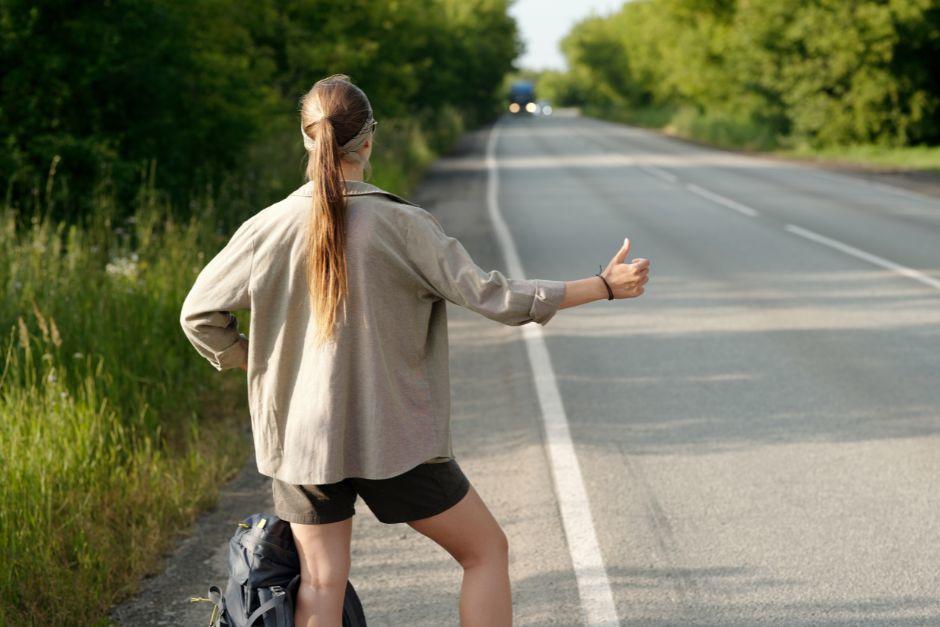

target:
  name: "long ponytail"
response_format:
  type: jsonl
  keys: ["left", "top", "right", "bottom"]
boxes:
{"left": 298, "top": 74, "right": 374, "bottom": 345}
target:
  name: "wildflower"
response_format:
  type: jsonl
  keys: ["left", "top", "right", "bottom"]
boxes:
{"left": 106, "top": 255, "right": 139, "bottom": 279}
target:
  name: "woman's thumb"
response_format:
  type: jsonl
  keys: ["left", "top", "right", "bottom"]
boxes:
{"left": 612, "top": 237, "right": 631, "bottom": 264}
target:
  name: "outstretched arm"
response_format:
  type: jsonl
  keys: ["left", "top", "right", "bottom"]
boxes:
{"left": 403, "top": 208, "right": 567, "bottom": 326}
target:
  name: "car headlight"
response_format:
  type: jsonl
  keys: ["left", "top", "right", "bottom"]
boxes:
{"left": 525, "top": 102, "right": 537, "bottom": 113}
{"left": 509, "top": 103, "right": 520, "bottom": 113}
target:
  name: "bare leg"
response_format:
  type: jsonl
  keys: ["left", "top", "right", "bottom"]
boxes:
{"left": 407, "top": 485, "right": 512, "bottom": 626}
{"left": 291, "top": 516, "right": 353, "bottom": 627}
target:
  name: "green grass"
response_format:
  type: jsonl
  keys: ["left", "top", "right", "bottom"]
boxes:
{"left": 0, "top": 191, "right": 251, "bottom": 626}
{"left": 0, "top": 107, "right": 469, "bottom": 626}
{"left": 776, "top": 143, "right": 940, "bottom": 175}
{"left": 584, "top": 104, "right": 779, "bottom": 152}
{"left": 584, "top": 104, "right": 940, "bottom": 174}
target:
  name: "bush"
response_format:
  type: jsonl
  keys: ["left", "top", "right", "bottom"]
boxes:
{"left": 548, "top": 0, "right": 940, "bottom": 151}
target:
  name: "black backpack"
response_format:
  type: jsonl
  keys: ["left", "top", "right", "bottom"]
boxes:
{"left": 192, "top": 512, "right": 366, "bottom": 626}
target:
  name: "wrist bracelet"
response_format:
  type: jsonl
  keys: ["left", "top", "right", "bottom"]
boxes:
{"left": 595, "top": 265, "right": 614, "bottom": 300}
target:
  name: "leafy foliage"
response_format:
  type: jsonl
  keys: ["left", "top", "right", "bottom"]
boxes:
{"left": 547, "top": 0, "right": 940, "bottom": 148}
{"left": 0, "top": 0, "right": 520, "bottom": 222}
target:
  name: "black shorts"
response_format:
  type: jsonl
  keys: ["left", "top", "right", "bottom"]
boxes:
{"left": 272, "top": 459, "right": 471, "bottom": 525}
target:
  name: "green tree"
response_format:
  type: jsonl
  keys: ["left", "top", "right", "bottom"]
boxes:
{"left": 550, "top": 0, "right": 940, "bottom": 148}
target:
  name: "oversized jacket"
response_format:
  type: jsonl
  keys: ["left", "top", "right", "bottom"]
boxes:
{"left": 180, "top": 179, "right": 567, "bottom": 484}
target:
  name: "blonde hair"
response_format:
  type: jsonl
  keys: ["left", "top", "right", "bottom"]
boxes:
{"left": 298, "top": 74, "right": 374, "bottom": 345}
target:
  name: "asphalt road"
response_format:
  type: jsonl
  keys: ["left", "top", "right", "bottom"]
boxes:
{"left": 113, "top": 111, "right": 940, "bottom": 626}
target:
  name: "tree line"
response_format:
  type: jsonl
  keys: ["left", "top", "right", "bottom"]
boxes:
{"left": 540, "top": 0, "right": 940, "bottom": 150}
{"left": 1, "top": 0, "right": 519, "bottom": 223}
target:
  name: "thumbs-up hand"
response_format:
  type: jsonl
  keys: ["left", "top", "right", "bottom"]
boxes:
{"left": 600, "top": 237, "right": 649, "bottom": 299}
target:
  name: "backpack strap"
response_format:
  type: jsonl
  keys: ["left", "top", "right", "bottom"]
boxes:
{"left": 257, "top": 586, "right": 288, "bottom": 627}
{"left": 244, "top": 592, "right": 287, "bottom": 627}
{"left": 246, "top": 574, "right": 300, "bottom": 627}
{"left": 188, "top": 585, "right": 227, "bottom": 627}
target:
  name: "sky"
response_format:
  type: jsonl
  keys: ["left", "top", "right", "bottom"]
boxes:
{"left": 508, "top": 0, "right": 628, "bottom": 72}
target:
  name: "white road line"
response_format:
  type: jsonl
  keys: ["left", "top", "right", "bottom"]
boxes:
{"left": 685, "top": 183, "right": 760, "bottom": 217}
{"left": 785, "top": 224, "right": 940, "bottom": 291}
{"left": 486, "top": 123, "right": 620, "bottom": 627}
{"left": 639, "top": 164, "right": 678, "bottom": 184}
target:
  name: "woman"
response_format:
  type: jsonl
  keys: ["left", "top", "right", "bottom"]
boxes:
{"left": 180, "top": 74, "right": 649, "bottom": 627}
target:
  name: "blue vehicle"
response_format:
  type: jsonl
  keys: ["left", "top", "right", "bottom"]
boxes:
{"left": 508, "top": 80, "right": 537, "bottom": 114}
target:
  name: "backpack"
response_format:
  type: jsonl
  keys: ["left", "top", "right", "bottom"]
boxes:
{"left": 192, "top": 512, "right": 367, "bottom": 626}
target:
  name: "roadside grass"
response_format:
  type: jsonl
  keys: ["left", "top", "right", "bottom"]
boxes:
{"left": 0, "top": 107, "right": 467, "bottom": 625}
{"left": 776, "top": 143, "right": 940, "bottom": 175}
{"left": 0, "top": 191, "right": 252, "bottom": 626}
{"left": 585, "top": 104, "right": 940, "bottom": 174}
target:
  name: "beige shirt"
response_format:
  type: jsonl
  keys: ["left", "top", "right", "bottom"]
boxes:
{"left": 180, "top": 179, "right": 567, "bottom": 485}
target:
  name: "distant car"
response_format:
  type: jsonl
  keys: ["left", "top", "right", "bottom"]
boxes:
{"left": 535, "top": 99, "right": 553, "bottom": 116}
{"left": 508, "top": 80, "right": 537, "bottom": 114}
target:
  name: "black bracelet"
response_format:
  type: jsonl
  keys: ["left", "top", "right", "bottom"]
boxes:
{"left": 595, "top": 265, "right": 614, "bottom": 300}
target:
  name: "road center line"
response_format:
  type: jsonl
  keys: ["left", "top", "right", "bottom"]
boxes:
{"left": 785, "top": 224, "right": 940, "bottom": 291}
{"left": 685, "top": 183, "right": 760, "bottom": 217}
{"left": 486, "top": 123, "right": 620, "bottom": 626}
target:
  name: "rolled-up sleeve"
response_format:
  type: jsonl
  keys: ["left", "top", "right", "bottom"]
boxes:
{"left": 403, "top": 208, "right": 566, "bottom": 326}
{"left": 180, "top": 218, "right": 256, "bottom": 371}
